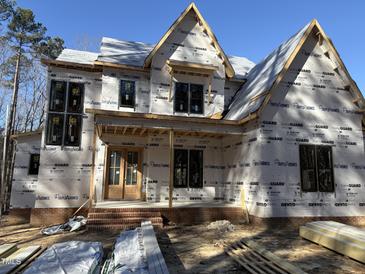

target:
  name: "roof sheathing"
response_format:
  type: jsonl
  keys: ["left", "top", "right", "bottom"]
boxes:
{"left": 224, "top": 21, "right": 312, "bottom": 121}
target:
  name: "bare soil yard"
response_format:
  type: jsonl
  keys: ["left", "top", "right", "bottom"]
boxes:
{"left": 0, "top": 216, "right": 364, "bottom": 273}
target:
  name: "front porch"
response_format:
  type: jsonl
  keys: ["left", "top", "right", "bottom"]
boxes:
{"left": 87, "top": 109, "right": 247, "bottom": 210}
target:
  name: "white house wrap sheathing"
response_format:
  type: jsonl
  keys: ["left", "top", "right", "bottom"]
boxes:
{"left": 10, "top": 134, "right": 41, "bottom": 208}
{"left": 223, "top": 33, "right": 365, "bottom": 217}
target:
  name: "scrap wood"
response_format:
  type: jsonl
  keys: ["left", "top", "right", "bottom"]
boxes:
{"left": 0, "top": 245, "right": 41, "bottom": 274}
{"left": 225, "top": 239, "right": 307, "bottom": 274}
{"left": 0, "top": 244, "right": 16, "bottom": 258}
{"left": 8, "top": 247, "right": 45, "bottom": 274}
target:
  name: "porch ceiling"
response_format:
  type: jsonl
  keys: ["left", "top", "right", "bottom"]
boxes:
{"left": 97, "top": 124, "right": 226, "bottom": 138}
{"left": 94, "top": 112, "right": 246, "bottom": 138}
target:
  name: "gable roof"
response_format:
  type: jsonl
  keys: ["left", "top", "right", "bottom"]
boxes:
{"left": 143, "top": 3, "right": 235, "bottom": 78}
{"left": 225, "top": 19, "right": 364, "bottom": 122}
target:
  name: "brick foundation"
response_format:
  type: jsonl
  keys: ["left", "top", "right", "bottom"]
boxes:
{"left": 6, "top": 208, "right": 32, "bottom": 225}
{"left": 30, "top": 208, "right": 88, "bottom": 226}
{"left": 8, "top": 207, "right": 365, "bottom": 228}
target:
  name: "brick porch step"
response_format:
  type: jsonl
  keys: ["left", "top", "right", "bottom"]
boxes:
{"left": 88, "top": 211, "right": 161, "bottom": 219}
{"left": 87, "top": 217, "right": 163, "bottom": 225}
{"left": 87, "top": 208, "right": 163, "bottom": 231}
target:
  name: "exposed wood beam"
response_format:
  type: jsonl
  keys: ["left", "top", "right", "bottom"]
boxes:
{"left": 132, "top": 128, "right": 138, "bottom": 135}
{"left": 122, "top": 127, "right": 128, "bottom": 135}
{"left": 169, "top": 130, "right": 174, "bottom": 208}
{"left": 140, "top": 128, "right": 147, "bottom": 136}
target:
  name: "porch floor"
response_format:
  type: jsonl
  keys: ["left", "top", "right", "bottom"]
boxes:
{"left": 94, "top": 200, "right": 240, "bottom": 208}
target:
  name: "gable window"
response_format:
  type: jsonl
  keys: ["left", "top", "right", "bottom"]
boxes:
{"left": 299, "top": 144, "right": 334, "bottom": 192}
{"left": 120, "top": 80, "right": 135, "bottom": 107}
{"left": 174, "top": 82, "right": 203, "bottom": 114}
{"left": 28, "top": 154, "right": 40, "bottom": 175}
{"left": 174, "top": 149, "right": 203, "bottom": 188}
{"left": 46, "top": 80, "right": 84, "bottom": 146}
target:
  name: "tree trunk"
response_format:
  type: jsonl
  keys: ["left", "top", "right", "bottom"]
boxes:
{"left": 1, "top": 49, "right": 21, "bottom": 214}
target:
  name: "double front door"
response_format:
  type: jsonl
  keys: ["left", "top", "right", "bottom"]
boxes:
{"left": 105, "top": 147, "right": 142, "bottom": 200}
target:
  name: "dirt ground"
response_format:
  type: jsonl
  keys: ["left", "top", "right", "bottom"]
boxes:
{"left": 0, "top": 216, "right": 364, "bottom": 273}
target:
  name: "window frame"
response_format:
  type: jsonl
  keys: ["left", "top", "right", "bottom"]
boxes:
{"left": 46, "top": 80, "right": 84, "bottom": 147}
{"left": 28, "top": 153, "right": 40, "bottom": 175}
{"left": 299, "top": 144, "right": 334, "bottom": 193}
{"left": 173, "top": 149, "right": 204, "bottom": 189}
{"left": 119, "top": 79, "right": 136, "bottom": 108}
{"left": 174, "top": 82, "right": 204, "bottom": 115}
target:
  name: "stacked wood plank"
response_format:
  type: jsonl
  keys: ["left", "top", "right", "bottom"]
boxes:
{"left": 0, "top": 244, "right": 42, "bottom": 274}
{"left": 225, "top": 239, "right": 307, "bottom": 274}
{"left": 300, "top": 221, "right": 365, "bottom": 263}
{"left": 141, "top": 220, "right": 169, "bottom": 274}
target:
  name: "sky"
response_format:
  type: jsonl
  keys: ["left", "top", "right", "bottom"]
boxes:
{"left": 18, "top": 0, "right": 365, "bottom": 94}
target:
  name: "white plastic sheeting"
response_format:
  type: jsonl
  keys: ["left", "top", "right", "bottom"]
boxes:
{"left": 104, "top": 228, "right": 148, "bottom": 274}
{"left": 41, "top": 216, "right": 87, "bottom": 235}
{"left": 24, "top": 241, "right": 103, "bottom": 274}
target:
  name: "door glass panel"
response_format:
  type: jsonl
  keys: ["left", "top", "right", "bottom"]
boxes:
{"left": 108, "top": 151, "right": 121, "bottom": 185}
{"left": 125, "top": 151, "right": 138, "bottom": 185}
{"left": 189, "top": 150, "right": 203, "bottom": 188}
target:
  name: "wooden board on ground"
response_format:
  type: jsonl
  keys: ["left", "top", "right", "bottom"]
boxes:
{"left": 300, "top": 221, "right": 365, "bottom": 263}
{"left": 0, "top": 245, "right": 41, "bottom": 274}
{"left": 0, "top": 245, "right": 16, "bottom": 258}
{"left": 225, "top": 239, "right": 307, "bottom": 274}
{"left": 141, "top": 220, "right": 169, "bottom": 274}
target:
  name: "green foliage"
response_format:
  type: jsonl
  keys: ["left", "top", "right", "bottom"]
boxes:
{"left": 6, "top": 7, "right": 46, "bottom": 51}
{"left": 0, "top": 0, "right": 14, "bottom": 23}
{"left": 36, "top": 36, "right": 64, "bottom": 59}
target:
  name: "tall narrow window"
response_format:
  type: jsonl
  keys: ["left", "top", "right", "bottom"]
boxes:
{"left": 174, "top": 83, "right": 189, "bottom": 113}
{"left": 174, "top": 149, "right": 188, "bottom": 188}
{"left": 49, "top": 80, "right": 67, "bottom": 111}
{"left": 316, "top": 146, "right": 334, "bottom": 192}
{"left": 67, "top": 82, "right": 84, "bottom": 112}
{"left": 174, "top": 82, "right": 204, "bottom": 114}
{"left": 189, "top": 150, "right": 203, "bottom": 188}
{"left": 174, "top": 149, "right": 203, "bottom": 188}
{"left": 120, "top": 80, "right": 135, "bottom": 107}
{"left": 64, "top": 115, "right": 82, "bottom": 146}
{"left": 46, "top": 80, "right": 84, "bottom": 146}
{"left": 28, "top": 154, "right": 40, "bottom": 175}
{"left": 299, "top": 144, "right": 334, "bottom": 193}
{"left": 190, "top": 84, "right": 204, "bottom": 114}
{"left": 46, "top": 113, "right": 64, "bottom": 145}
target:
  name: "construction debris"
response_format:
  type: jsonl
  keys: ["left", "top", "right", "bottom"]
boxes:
{"left": 0, "top": 245, "right": 42, "bottom": 274}
{"left": 225, "top": 239, "right": 307, "bottom": 274}
{"left": 23, "top": 241, "right": 103, "bottom": 274}
{"left": 41, "top": 215, "right": 87, "bottom": 235}
{"left": 207, "top": 220, "right": 235, "bottom": 233}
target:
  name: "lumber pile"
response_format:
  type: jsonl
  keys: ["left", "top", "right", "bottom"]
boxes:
{"left": 300, "top": 221, "right": 365, "bottom": 263}
{"left": 0, "top": 244, "right": 42, "bottom": 274}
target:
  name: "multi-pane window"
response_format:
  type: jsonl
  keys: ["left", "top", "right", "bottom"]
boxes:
{"left": 174, "top": 149, "right": 203, "bottom": 188}
{"left": 28, "top": 154, "right": 40, "bottom": 175}
{"left": 299, "top": 144, "right": 334, "bottom": 192}
{"left": 120, "top": 80, "right": 135, "bottom": 107}
{"left": 174, "top": 82, "right": 204, "bottom": 114}
{"left": 46, "top": 80, "right": 84, "bottom": 146}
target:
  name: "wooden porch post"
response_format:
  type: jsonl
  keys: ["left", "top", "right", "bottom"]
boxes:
{"left": 88, "top": 121, "right": 97, "bottom": 209}
{"left": 169, "top": 129, "right": 174, "bottom": 208}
